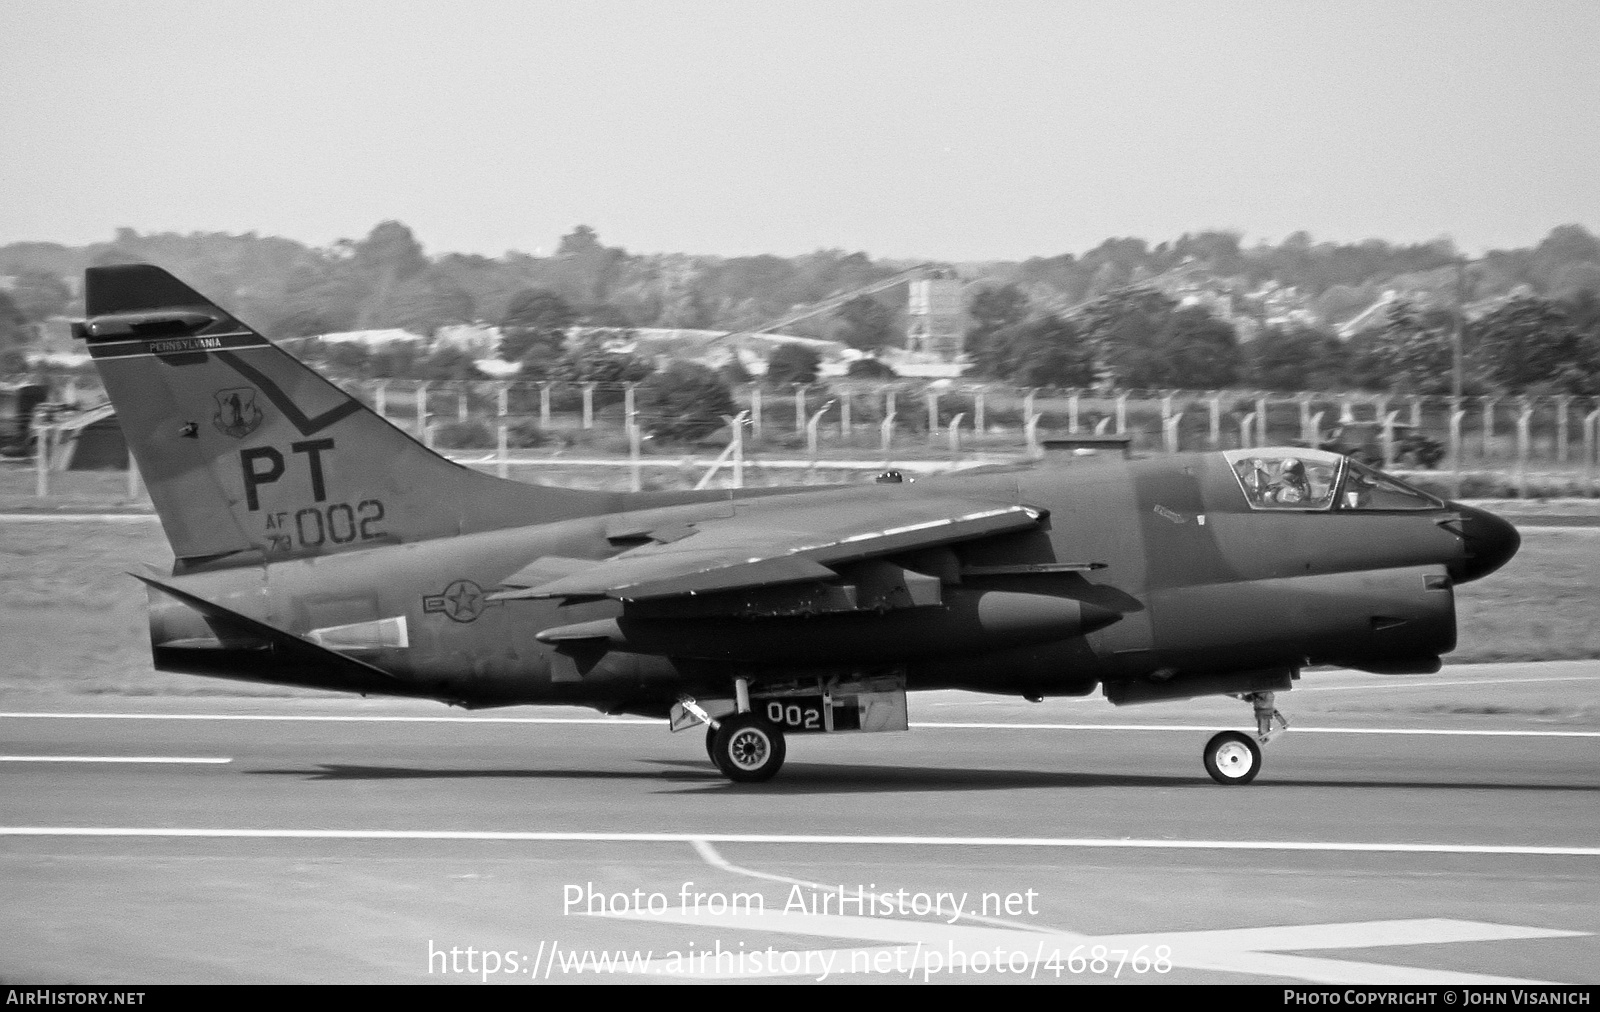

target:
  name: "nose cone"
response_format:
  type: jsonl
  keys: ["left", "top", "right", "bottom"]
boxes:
{"left": 1447, "top": 503, "right": 1521, "bottom": 583}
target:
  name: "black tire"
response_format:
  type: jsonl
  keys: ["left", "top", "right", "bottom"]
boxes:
{"left": 710, "top": 713, "right": 786, "bottom": 783}
{"left": 705, "top": 726, "right": 718, "bottom": 764}
{"left": 1203, "top": 730, "right": 1262, "bottom": 785}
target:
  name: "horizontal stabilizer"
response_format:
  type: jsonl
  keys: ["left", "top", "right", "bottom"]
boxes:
{"left": 135, "top": 573, "right": 401, "bottom": 684}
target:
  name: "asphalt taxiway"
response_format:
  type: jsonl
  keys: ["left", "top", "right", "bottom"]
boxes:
{"left": 2, "top": 663, "right": 1596, "bottom": 985}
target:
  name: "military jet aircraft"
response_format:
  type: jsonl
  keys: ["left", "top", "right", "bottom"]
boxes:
{"left": 77, "top": 265, "right": 1520, "bottom": 785}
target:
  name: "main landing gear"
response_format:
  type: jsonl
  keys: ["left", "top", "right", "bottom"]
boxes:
{"left": 1203, "top": 691, "right": 1288, "bottom": 785}
{"left": 710, "top": 713, "right": 786, "bottom": 783}
{"left": 683, "top": 678, "right": 788, "bottom": 784}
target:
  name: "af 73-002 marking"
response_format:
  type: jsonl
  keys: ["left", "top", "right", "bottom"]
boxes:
{"left": 77, "top": 265, "right": 1520, "bottom": 784}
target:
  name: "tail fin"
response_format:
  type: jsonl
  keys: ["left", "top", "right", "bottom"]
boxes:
{"left": 81, "top": 264, "right": 613, "bottom": 570}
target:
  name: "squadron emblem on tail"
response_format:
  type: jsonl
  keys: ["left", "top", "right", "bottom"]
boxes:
{"left": 212, "top": 387, "right": 264, "bottom": 439}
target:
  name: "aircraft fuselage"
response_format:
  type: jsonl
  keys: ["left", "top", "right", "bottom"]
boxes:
{"left": 147, "top": 449, "right": 1507, "bottom": 717}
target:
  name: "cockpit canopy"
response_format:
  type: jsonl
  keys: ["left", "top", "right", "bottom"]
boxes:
{"left": 1223, "top": 448, "right": 1442, "bottom": 512}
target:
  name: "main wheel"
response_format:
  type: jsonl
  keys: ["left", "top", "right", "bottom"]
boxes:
{"left": 1203, "top": 730, "right": 1261, "bottom": 785}
{"left": 710, "top": 713, "right": 786, "bottom": 783}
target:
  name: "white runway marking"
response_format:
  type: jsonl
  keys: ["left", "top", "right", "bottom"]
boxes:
{"left": 0, "top": 514, "right": 158, "bottom": 522}
{"left": 604, "top": 904, "right": 1582, "bottom": 984}
{"left": 0, "top": 755, "right": 231, "bottom": 764}
{"left": 691, "top": 839, "right": 1049, "bottom": 933}
{"left": 670, "top": 842, "right": 1589, "bottom": 982}
{"left": 1519, "top": 526, "right": 1600, "bottom": 533}
{"left": 0, "top": 712, "right": 654, "bottom": 724}
{"left": 1, "top": 827, "right": 1596, "bottom": 856}
{"left": 914, "top": 723, "right": 1600, "bottom": 737}
{"left": 3, "top": 711, "right": 1594, "bottom": 735}
{"left": 1298, "top": 674, "right": 1600, "bottom": 691}
{"left": 0, "top": 514, "right": 1593, "bottom": 527}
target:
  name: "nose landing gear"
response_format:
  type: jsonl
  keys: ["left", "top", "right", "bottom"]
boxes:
{"left": 1203, "top": 691, "right": 1289, "bottom": 785}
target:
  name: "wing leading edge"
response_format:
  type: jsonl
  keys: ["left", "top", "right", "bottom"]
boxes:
{"left": 493, "top": 497, "right": 1046, "bottom": 603}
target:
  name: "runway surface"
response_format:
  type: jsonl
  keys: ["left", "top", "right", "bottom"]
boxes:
{"left": 2, "top": 664, "right": 1596, "bottom": 985}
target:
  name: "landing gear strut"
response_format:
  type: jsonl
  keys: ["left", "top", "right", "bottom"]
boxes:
{"left": 1203, "top": 691, "right": 1288, "bottom": 785}
{"left": 681, "top": 677, "right": 788, "bottom": 783}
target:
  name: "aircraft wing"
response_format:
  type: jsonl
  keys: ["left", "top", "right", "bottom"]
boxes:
{"left": 495, "top": 495, "right": 1045, "bottom": 602}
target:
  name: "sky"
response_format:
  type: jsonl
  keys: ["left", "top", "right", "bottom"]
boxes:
{"left": 1, "top": 0, "right": 1596, "bottom": 262}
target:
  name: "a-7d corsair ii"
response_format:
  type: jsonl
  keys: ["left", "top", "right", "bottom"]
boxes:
{"left": 79, "top": 265, "right": 1520, "bottom": 784}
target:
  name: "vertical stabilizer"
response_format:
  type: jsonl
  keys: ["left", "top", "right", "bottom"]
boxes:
{"left": 81, "top": 264, "right": 614, "bottom": 570}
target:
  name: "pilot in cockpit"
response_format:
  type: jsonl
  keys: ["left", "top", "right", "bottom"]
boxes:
{"left": 1229, "top": 451, "right": 1339, "bottom": 510}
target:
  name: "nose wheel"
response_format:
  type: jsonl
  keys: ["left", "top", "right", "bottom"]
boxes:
{"left": 1203, "top": 691, "right": 1288, "bottom": 785}
{"left": 1203, "top": 730, "right": 1261, "bottom": 784}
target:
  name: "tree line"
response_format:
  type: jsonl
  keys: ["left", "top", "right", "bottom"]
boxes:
{"left": 3, "top": 220, "right": 1600, "bottom": 397}
{"left": 963, "top": 281, "right": 1600, "bottom": 396}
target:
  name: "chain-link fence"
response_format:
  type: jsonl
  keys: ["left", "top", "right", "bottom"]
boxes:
{"left": 14, "top": 377, "right": 1600, "bottom": 499}
{"left": 332, "top": 378, "right": 1600, "bottom": 473}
